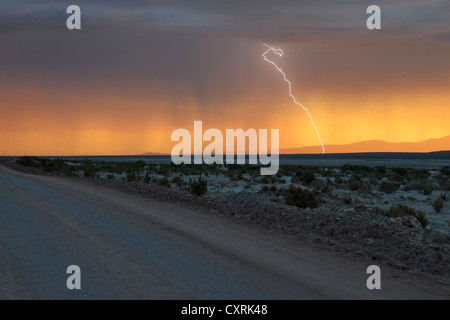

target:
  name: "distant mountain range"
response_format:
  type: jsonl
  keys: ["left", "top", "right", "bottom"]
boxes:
{"left": 282, "top": 135, "right": 450, "bottom": 154}
{"left": 140, "top": 135, "right": 450, "bottom": 155}
{"left": 140, "top": 151, "right": 164, "bottom": 156}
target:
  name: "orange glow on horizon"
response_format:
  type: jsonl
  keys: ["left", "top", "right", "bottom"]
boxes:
{"left": 0, "top": 81, "right": 449, "bottom": 156}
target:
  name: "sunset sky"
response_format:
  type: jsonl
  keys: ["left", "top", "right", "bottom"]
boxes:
{"left": 0, "top": 0, "right": 449, "bottom": 155}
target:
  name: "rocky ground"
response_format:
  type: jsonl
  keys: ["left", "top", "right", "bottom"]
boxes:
{"left": 3, "top": 158, "right": 450, "bottom": 286}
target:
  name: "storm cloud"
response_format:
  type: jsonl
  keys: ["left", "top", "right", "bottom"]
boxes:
{"left": 0, "top": 1, "right": 448, "bottom": 155}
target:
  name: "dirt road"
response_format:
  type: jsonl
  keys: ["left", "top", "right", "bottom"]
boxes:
{"left": 0, "top": 164, "right": 448, "bottom": 299}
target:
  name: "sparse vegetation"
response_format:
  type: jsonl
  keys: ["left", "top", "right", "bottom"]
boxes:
{"left": 16, "top": 156, "right": 41, "bottom": 168}
{"left": 392, "top": 167, "right": 408, "bottom": 177}
{"left": 422, "top": 184, "right": 434, "bottom": 196}
{"left": 343, "top": 196, "right": 353, "bottom": 205}
{"left": 433, "top": 198, "right": 444, "bottom": 213}
{"left": 285, "top": 185, "right": 318, "bottom": 209}
{"left": 414, "top": 211, "right": 429, "bottom": 229}
{"left": 260, "top": 176, "right": 271, "bottom": 184}
{"left": 190, "top": 177, "right": 208, "bottom": 196}
{"left": 341, "top": 165, "right": 371, "bottom": 176}
{"left": 127, "top": 172, "right": 137, "bottom": 182}
{"left": 348, "top": 179, "right": 362, "bottom": 191}
{"left": 292, "top": 169, "right": 316, "bottom": 185}
{"left": 11, "top": 156, "right": 448, "bottom": 234}
{"left": 5, "top": 156, "right": 450, "bottom": 289}
{"left": 385, "top": 204, "right": 428, "bottom": 228}
{"left": 83, "top": 162, "right": 96, "bottom": 178}
{"left": 403, "top": 182, "right": 422, "bottom": 192}
{"left": 156, "top": 165, "right": 169, "bottom": 176}
{"left": 172, "top": 176, "right": 184, "bottom": 187}
{"left": 375, "top": 166, "right": 386, "bottom": 174}
{"left": 379, "top": 182, "right": 399, "bottom": 194}
{"left": 16, "top": 157, "right": 74, "bottom": 175}
{"left": 157, "top": 177, "right": 171, "bottom": 188}
{"left": 440, "top": 166, "right": 450, "bottom": 176}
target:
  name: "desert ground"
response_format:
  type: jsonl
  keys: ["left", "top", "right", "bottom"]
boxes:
{"left": 0, "top": 156, "right": 449, "bottom": 299}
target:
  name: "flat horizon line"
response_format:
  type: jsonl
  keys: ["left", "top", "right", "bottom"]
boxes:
{"left": 2, "top": 150, "right": 450, "bottom": 157}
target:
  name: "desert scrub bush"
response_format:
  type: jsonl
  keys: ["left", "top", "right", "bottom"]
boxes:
{"left": 292, "top": 169, "right": 316, "bottom": 185}
{"left": 385, "top": 204, "right": 428, "bottom": 228}
{"left": 127, "top": 172, "right": 138, "bottom": 182}
{"left": 40, "top": 158, "right": 60, "bottom": 172}
{"left": 238, "top": 164, "right": 259, "bottom": 176}
{"left": 17, "top": 157, "right": 74, "bottom": 175}
{"left": 370, "top": 167, "right": 386, "bottom": 181}
{"left": 392, "top": 174, "right": 406, "bottom": 183}
{"left": 379, "top": 182, "right": 399, "bottom": 194}
{"left": 403, "top": 181, "right": 422, "bottom": 192}
{"left": 83, "top": 162, "right": 96, "bottom": 178}
{"left": 16, "top": 156, "right": 41, "bottom": 168}
{"left": 260, "top": 176, "right": 271, "bottom": 184}
{"left": 335, "top": 176, "right": 343, "bottom": 185}
{"left": 172, "top": 176, "right": 184, "bottom": 187}
{"left": 391, "top": 167, "right": 408, "bottom": 177}
{"left": 146, "top": 163, "right": 158, "bottom": 173}
{"left": 133, "top": 160, "right": 146, "bottom": 171}
{"left": 190, "top": 177, "right": 208, "bottom": 196}
{"left": 157, "top": 177, "right": 171, "bottom": 188}
{"left": 436, "top": 175, "right": 449, "bottom": 190}
{"left": 96, "top": 162, "right": 122, "bottom": 174}
{"left": 375, "top": 166, "right": 386, "bottom": 174}
{"left": 369, "top": 175, "right": 379, "bottom": 185}
{"left": 391, "top": 167, "right": 408, "bottom": 183}
{"left": 285, "top": 185, "right": 318, "bottom": 209}
{"left": 347, "top": 175, "right": 373, "bottom": 192}
{"left": 386, "top": 204, "right": 416, "bottom": 218}
{"left": 422, "top": 184, "right": 434, "bottom": 195}
{"left": 439, "top": 166, "right": 450, "bottom": 176}
{"left": 311, "top": 179, "right": 325, "bottom": 191}
{"left": 432, "top": 197, "right": 444, "bottom": 213}
{"left": 348, "top": 179, "right": 362, "bottom": 191}
{"left": 341, "top": 165, "right": 372, "bottom": 176}
{"left": 320, "top": 168, "right": 332, "bottom": 177}
{"left": 413, "top": 211, "right": 429, "bottom": 228}
{"left": 277, "top": 165, "right": 294, "bottom": 176}
{"left": 343, "top": 196, "right": 353, "bottom": 205}
{"left": 410, "top": 169, "right": 430, "bottom": 181}
{"left": 156, "top": 165, "right": 169, "bottom": 176}
{"left": 225, "top": 164, "right": 246, "bottom": 177}
{"left": 41, "top": 158, "right": 75, "bottom": 175}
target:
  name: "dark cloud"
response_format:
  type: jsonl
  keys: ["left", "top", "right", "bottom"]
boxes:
{"left": 0, "top": 0, "right": 448, "bottom": 106}
{"left": 0, "top": 0, "right": 449, "bottom": 42}
{"left": 0, "top": 0, "right": 448, "bottom": 155}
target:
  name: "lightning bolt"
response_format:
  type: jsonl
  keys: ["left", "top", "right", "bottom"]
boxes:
{"left": 263, "top": 43, "right": 325, "bottom": 154}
